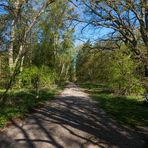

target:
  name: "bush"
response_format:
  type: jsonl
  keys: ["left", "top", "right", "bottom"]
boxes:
{"left": 76, "top": 44, "right": 145, "bottom": 95}
{"left": 108, "top": 46, "right": 145, "bottom": 95}
{"left": 20, "top": 66, "right": 57, "bottom": 89}
{"left": 39, "top": 66, "right": 57, "bottom": 87}
{"left": 20, "top": 66, "right": 38, "bottom": 88}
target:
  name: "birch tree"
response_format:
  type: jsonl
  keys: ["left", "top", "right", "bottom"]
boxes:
{"left": 0, "top": 0, "right": 55, "bottom": 102}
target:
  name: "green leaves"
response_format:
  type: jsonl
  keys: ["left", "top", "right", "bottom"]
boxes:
{"left": 76, "top": 44, "right": 145, "bottom": 95}
{"left": 20, "top": 66, "right": 57, "bottom": 88}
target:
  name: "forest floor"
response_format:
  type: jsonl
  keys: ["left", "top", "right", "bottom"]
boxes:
{"left": 0, "top": 83, "right": 147, "bottom": 148}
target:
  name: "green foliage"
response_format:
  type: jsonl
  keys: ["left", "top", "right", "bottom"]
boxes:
{"left": 20, "top": 66, "right": 57, "bottom": 88}
{"left": 0, "top": 0, "right": 76, "bottom": 93}
{"left": 39, "top": 66, "right": 57, "bottom": 87}
{"left": 20, "top": 66, "right": 38, "bottom": 87}
{"left": 0, "top": 117, "right": 7, "bottom": 128}
{"left": 108, "top": 46, "right": 145, "bottom": 95}
{"left": 76, "top": 44, "right": 145, "bottom": 95}
{"left": 0, "top": 53, "right": 9, "bottom": 89}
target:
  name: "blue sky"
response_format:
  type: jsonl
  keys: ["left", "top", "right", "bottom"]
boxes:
{"left": 74, "top": 23, "right": 112, "bottom": 47}
{"left": 0, "top": 0, "right": 7, "bottom": 13}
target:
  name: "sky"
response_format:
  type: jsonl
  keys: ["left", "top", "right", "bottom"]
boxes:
{"left": 0, "top": 0, "right": 7, "bottom": 13}
{"left": 74, "top": 24, "right": 112, "bottom": 47}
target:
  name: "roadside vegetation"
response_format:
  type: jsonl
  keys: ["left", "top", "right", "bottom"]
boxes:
{"left": 79, "top": 83, "right": 148, "bottom": 128}
{"left": 0, "top": 86, "right": 64, "bottom": 128}
{"left": 76, "top": 42, "right": 148, "bottom": 128}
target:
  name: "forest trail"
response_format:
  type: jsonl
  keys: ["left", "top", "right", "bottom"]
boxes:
{"left": 0, "top": 83, "right": 145, "bottom": 148}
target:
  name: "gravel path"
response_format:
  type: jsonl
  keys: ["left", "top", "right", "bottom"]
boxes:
{"left": 0, "top": 83, "right": 146, "bottom": 148}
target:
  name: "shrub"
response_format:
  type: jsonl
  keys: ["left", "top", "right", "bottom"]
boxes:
{"left": 108, "top": 46, "right": 145, "bottom": 95}
{"left": 20, "top": 66, "right": 57, "bottom": 89}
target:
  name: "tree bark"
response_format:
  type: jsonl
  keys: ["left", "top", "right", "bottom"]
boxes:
{"left": 8, "top": 20, "right": 15, "bottom": 72}
{"left": 144, "top": 1, "right": 148, "bottom": 66}
{"left": 18, "top": 56, "right": 24, "bottom": 88}
{"left": 144, "top": 0, "right": 148, "bottom": 31}
{"left": 8, "top": 0, "right": 21, "bottom": 71}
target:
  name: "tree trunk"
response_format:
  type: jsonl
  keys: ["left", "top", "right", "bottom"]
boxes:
{"left": 144, "top": 65, "right": 148, "bottom": 77}
{"left": 14, "top": 45, "right": 24, "bottom": 68}
{"left": 141, "top": 0, "right": 148, "bottom": 46}
{"left": 8, "top": 0, "right": 21, "bottom": 72}
{"left": 144, "top": 0, "right": 148, "bottom": 31}
{"left": 9, "top": 20, "right": 15, "bottom": 72}
{"left": 18, "top": 56, "right": 24, "bottom": 88}
{"left": 144, "top": 0, "right": 148, "bottom": 77}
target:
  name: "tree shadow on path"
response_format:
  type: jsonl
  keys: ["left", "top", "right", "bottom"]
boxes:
{"left": 0, "top": 84, "right": 146, "bottom": 148}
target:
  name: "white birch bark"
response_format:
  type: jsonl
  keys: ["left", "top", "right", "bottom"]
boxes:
{"left": 8, "top": 0, "right": 21, "bottom": 71}
{"left": 8, "top": 20, "right": 15, "bottom": 71}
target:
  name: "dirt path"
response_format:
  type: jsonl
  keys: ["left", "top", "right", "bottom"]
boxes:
{"left": 0, "top": 83, "right": 146, "bottom": 148}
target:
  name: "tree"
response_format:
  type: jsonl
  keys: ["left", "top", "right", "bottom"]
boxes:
{"left": 78, "top": 0, "right": 148, "bottom": 76}
{"left": 0, "top": 0, "right": 55, "bottom": 102}
{"left": 35, "top": 0, "right": 76, "bottom": 83}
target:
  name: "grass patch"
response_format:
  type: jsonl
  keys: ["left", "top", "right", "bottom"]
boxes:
{"left": 79, "top": 83, "right": 148, "bottom": 128}
{"left": 0, "top": 86, "right": 62, "bottom": 128}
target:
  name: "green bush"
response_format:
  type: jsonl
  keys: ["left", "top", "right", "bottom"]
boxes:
{"left": 0, "top": 116, "right": 7, "bottom": 128}
{"left": 76, "top": 44, "right": 145, "bottom": 95}
{"left": 108, "top": 46, "right": 145, "bottom": 95}
{"left": 20, "top": 66, "right": 38, "bottom": 87}
{"left": 20, "top": 66, "right": 57, "bottom": 88}
{"left": 39, "top": 66, "right": 57, "bottom": 87}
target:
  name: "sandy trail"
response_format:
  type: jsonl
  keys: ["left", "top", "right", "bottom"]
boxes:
{"left": 0, "top": 83, "right": 145, "bottom": 148}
